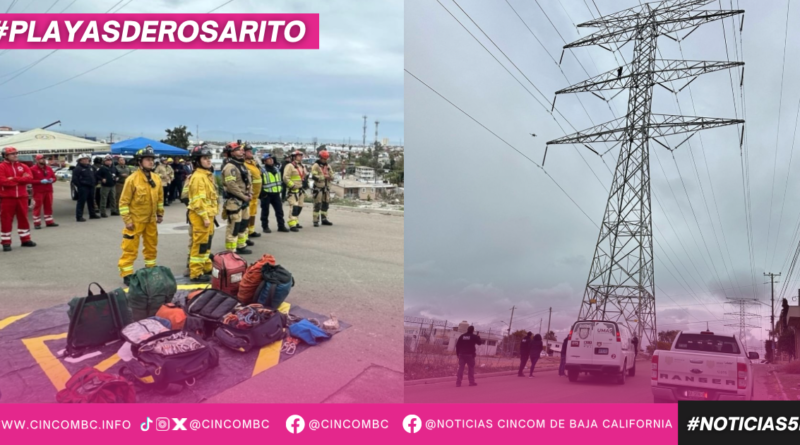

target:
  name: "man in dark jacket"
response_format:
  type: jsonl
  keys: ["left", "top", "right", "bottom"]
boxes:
{"left": 97, "top": 155, "right": 119, "bottom": 217}
{"left": 528, "top": 334, "right": 544, "bottom": 377}
{"left": 71, "top": 155, "right": 99, "bottom": 221}
{"left": 518, "top": 332, "right": 533, "bottom": 377}
{"left": 259, "top": 153, "right": 288, "bottom": 233}
{"left": 170, "top": 158, "right": 187, "bottom": 203}
{"left": 455, "top": 326, "right": 483, "bottom": 387}
{"left": 92, "top": 156, "right": 103, "bottom": 211}
{"left": 559, "top": 336, "right": 569, "bottom": 377}
{"left": 631, "top": 336, "right": 639, "bottom": 360}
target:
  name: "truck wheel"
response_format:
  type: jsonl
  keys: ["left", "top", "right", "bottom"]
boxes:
{"left": 618, "top": 361, "right": 627, "bottom": 385}
{"left": 568, "top": 370, "right": 578, "bottom": 382}
{"left": 628, "top": 362, "right": 636, "bottom": 377}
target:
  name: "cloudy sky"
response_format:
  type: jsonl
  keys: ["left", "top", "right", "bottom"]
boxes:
{"left": 406, "top": 0, "right": 799, "bottom": 352}
{"left": 0, "top": 0, "right": 403, "bottom": 144}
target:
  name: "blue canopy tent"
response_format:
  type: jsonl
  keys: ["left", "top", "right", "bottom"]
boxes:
{"left": 111, "top": 137, "right": 187, "bottom": 156}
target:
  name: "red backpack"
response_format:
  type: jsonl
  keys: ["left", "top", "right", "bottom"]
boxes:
{"left": 211, "top": 251, "right": 248, "bottom": 295}
{"left": 56, "top": 367, "right": 136, "bottom": 403}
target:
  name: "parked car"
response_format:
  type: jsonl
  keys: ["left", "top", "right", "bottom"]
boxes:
{"left": 564, "top": 320, "right": 636, "bottom": 384}
{"left": 651, "top": 330, "right": 758, "bottom": 402}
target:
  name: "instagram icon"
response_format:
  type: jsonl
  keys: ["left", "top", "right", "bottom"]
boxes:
{"left": 156, "top": 418, "right": 171, "bottom": 431}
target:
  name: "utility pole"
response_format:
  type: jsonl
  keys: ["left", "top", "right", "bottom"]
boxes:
{"left": 539, "top": 319, "right": 543, "bottom": 336}
{"left": 362, "top": 115, "right": 367, "bottom": 146}
{"left": 764, "top": 272, "right": 781, "bottom": 346}
{"left": 506, "top": 306, "right": 516, "bottom": 355}
{"left": 374, "top": 120, "right": 379, "bottom": 146}
{"left": 546, "top": 1, "right": 744, "bottom": 347}
{"left": 546, "top": 307, "right": 552, "bottom": 339}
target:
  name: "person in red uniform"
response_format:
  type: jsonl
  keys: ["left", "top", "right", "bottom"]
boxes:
{"left": 0, "top": 147, "right": 37, "bottom": 252}
{"left": 30, "top": 154, "right": 59, "bottom": 229}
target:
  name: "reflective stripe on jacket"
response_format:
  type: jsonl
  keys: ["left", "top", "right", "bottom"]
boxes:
{"left": 119, "top": 169, "right": 164, "bottom": 225}
{"left": 187, "top": 168, "right": 219, "bottom": 221}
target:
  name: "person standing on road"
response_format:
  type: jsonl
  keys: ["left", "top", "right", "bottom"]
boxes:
{"left": 259, "top": 153, "right": 288, "bottom": 233}
{"left": 455, "top": 326, "right": 483, "bottom": 387}
{"left": 97, "top": 155, "right": 119, "bottom": 218}
{"left": 72, "top": 154, "right": 99, "bottom": 222}
{"left": 310, "top": 150, "right": 334, "bottom": 227}
{"left": 155, "top": 158, "right": 174, "bottom": 207}
{"left": 528, "top": 334, "right": 544, "bottom": 377}
{"left": 243, "top": 143, "right": 263, "bottom": 239}
{"left": 185, "top": 145, "right": 218, "bottom": 283}
{"left": 281, "top": 154, "right": 291, "bottom": 203}
{"left": 559, "top": 336, "right": 569, "bottom": 377}
{"left": 92, "top": 157, "right": 103, "bottom": 212}
{"left": 118, "top": 147, "right": 164, "bottom": 285}
{"left": 115, "top": 156, "right": 132, "bottom": 208}
{"left": 170, "top": 157, "right": 186, "bottom": 204}
{"left": 0, "top": 147, "right": 37, "bottom": 251}
{"left": 518, "top": 332, "right": 533, "bottom": 377}
{"left": 221, "top": 142, "right": 253, "bottom": 254}
{"left": 30, "top": 154, "right": 58, "bottom": 229}
{"left": 283, "top": 151, "right": 307, "bottom": 232}
{"left": 631, "top": 335, "right": 639, "bottom": 360}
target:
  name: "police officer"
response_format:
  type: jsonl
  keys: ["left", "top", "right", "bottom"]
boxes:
{"left": 283, "top": 151, "right": 307, "bottom": 232}
{"left": 259, "top": 153, "right": 288, "bottom": 233}
{"left": 455, "top": 326, "right": 483, "bottom": 387}
{"left": 71, "top": 154, "right": 99, "bottom": 222}
{"left": 118, "top": 146, "right": 163, "bottom": 285}
{"left": 310, "top": 150, "right": 334, "bottom": 227}
{"left": 242, "top": 143, "right": 263, "bottom": 238}
{"left": 185, "top": 145, "right": 218, "bottom": 283}
{"left": 97, "top": 155, "right": 119, "bottom": 217}
{"left": 221, "top": 142, "right": 253, "bottom": 254}
{"left": 518, "top": 332, "right": 533, "bottom": 377}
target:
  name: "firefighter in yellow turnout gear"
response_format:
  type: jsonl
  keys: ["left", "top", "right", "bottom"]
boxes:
{"left": 311, "top": 150, "right": 334, "bottom": 227}
{"left": 243, "top": 143, "right": 263, "bottom": 238}
{"left": 185, "top": 145, "right": 218, "bottom": 283}
{"left": 117, "top": 146, "right": 163, "bottom": 285}
{"left": 283, "top": 151, "right": 307, "bottom": 232}
{"left": 221, "top": 142, "right": 254, "bottom": 254}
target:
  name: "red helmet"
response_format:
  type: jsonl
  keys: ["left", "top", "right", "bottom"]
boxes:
{"left": 35, "top": 154, "right": 45, "bottom": 161}
{"left": 319, "top": 150, "right": 330, "bottom": 160}
{"left": 223, "top": 141, "right": 240, "bottom": 156}
{"left": 2, "top": 146, "right": 18, "bottom": 157}
{"left": 292, "top": 150, "right": 304, "bottom": 157}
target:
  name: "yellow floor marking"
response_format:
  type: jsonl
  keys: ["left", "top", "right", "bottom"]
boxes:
{"left": 0, "top": 313, "right": 31, "bottom": 330}
{"left": 252, "top": 302, "right": 291, "bottom": 377}
{"left": 21, "top": 333, "right": 71, "bottom": 391}
{"left": 95, "top": 353, "right": 121, "bottom": 372}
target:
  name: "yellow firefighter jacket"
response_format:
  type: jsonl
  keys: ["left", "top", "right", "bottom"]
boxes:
{"left": 119, "top": 169, "right": 164, "bottom": 225}
{"left": 187, "top": 168, "right": 219, "bottom": 223}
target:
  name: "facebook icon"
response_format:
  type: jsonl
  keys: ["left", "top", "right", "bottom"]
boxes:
{"left": 403, "top": 415, "right": 422, "bottom": 433}
{"left": 286, "top": 415, "right": 305, "bottom": 434}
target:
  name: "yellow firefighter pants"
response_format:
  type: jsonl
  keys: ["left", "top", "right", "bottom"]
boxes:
{"left": 313, "top": 188, "right": 330, "bottom": 222}
{"left": 224, "top": 206, "right": 249, "bottom": 251}
{"left": 287, "top": 190, "right": 304, "bottom": 228}
{"left": 118, "top": 221, "right": 158, "bottom": 278}
{"left": 188, "top": 212, "right": 214, "bottom": 279}
{"left": 247, "top": 196, "right": 259, "bottom": 234}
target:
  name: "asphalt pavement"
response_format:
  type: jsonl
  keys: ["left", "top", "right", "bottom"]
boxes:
{"left": 0, "top": 182, "right": 403, "bottom": 403}
{"left": 405, "top": 360, "right": 653, "bottom": 403}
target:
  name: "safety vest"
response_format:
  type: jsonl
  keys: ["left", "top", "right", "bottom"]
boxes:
{"left": 261, "top": 170, "right": 282, "bottom": 193}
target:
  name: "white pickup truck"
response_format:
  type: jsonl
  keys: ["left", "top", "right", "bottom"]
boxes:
{"left": 651, "top": 330, "right": 760, "bottom": 402}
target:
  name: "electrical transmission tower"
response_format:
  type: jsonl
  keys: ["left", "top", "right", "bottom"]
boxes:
{"left": 546, "top": 0, "right": 745, "bottom": 346}
{"left": 374, "top": 120, "right": 380, "bottom": 146}
{"left": 724, "top": 298, "right": 759, "bottom": 350}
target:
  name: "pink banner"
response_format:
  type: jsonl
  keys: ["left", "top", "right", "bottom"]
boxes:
{"left": 0, "top": 14, "right": 319, "bottom": 49}
{"left": 0, "top": 403, "right": 677, "bottom": 443}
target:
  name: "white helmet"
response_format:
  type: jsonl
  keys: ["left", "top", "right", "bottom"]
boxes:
{"left": 76, "top": 153, "right": 91, "bottom": 161}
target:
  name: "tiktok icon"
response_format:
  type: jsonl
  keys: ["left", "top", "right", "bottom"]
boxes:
{"left": 141, "top": 417, "right": 153, "bottom": 431}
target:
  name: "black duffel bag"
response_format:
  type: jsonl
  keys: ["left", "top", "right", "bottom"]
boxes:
{"left": 184, "top": 288, "right": 239, "bottom": 339}
{"left": 214, "top": 305, "right": 287, "bottom": 353}
{"left": 66, "top": 283, "right": 132, "bottom": 358}
{"left": 121, "top": 330, "right": 218, "bottom": 390}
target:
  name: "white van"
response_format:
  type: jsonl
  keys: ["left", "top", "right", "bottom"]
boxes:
{"left": 564, "top": 320, "right": 636, "bottom": 384}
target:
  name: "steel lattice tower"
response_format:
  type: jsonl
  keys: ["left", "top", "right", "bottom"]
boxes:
{"left": 723, "top": 298, "right": 759, "bottom": 350}
{"left": 546, "top": 0, "right": 744, "bottom": 346}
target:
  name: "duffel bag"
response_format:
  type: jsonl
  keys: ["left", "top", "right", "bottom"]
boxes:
{"left": 122, "top": 330, "right": 218, "bottom": 390}
{"left": 211, "top": 251, "right": 247, "bottom": 296}
{"left": 127, "top": 266, "right": 177, "bottom": 321}
{"left": 236, "top": 254, "right": 277, "bottom": 304}
{"left": 66, "top": 283, "right": 132, "bottom": 357}
{"left": 56, "top": 366, "right": 136, "bottom": 403}
{"left": 214, "top": 305, "right": 287, "bottom": 352}
{"left": 185, "top": 288, "right": 239, "bottom": 339}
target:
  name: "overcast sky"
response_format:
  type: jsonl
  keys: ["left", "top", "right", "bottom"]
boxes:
{"left": 0, "top": 0, "right": 403, "bottom": 144}
{"left": 406, "top": 0, "right": 800, "bottom": 352}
